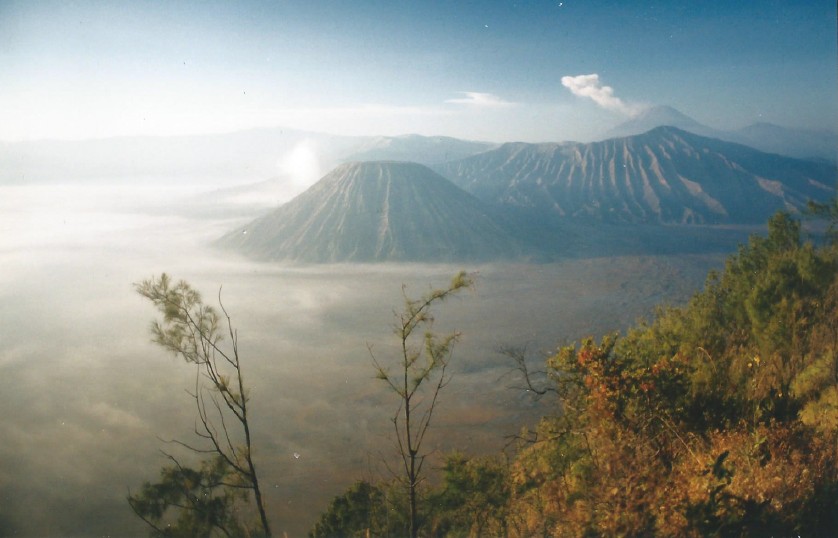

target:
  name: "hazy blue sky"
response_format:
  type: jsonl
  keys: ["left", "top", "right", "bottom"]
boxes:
{"left": 2, "top": 0, "right": 836, "bottom": 142}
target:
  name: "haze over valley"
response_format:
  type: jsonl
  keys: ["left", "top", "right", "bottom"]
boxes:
{"left": 0, "top": 178, "right": 730, "bottom": 535}
{"left": 1, "top": 1, "right": 836, "bottom": 536}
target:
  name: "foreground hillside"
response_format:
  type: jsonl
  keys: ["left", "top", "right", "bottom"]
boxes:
{"left": 312, "top": 207, "right": 838, "bottom": 537}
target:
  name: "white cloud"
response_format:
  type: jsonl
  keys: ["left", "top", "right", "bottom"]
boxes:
{"left": 561, "top": 74, "right": 642, "bottom": 117}
{"left": 445, "top": 92, "right": 516, "bottom": 108}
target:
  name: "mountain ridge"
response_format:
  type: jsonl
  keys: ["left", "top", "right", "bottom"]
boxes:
{"left": 217, "top": 127, "right": 836, "bottom": 263}
{"left": 435, "top": 126, "right": 836, "bottom": 225}
{"left": 0, "top": 129, "right": 495, "bottom": 184}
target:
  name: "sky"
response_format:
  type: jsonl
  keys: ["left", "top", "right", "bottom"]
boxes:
{"left": 1, "top": 0, "right": 836, "bottom": 143}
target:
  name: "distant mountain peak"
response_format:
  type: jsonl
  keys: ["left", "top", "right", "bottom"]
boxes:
{"left": 601, "top": 105, "right": 837, "bottom": 162}
{"left": 632, "top": 105, "right": 701, "bottom": 124}
{"left": 603, "top": 106, "right": 711, "bottom": 140}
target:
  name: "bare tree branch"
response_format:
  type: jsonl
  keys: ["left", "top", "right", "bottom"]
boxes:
{"left": 500, "top": 344, "right": 558, "bottom": 398}
{"left": 371, "top": 271, "right": 474, "bottom": 538}
{"left": 130, "top": 274, "right": 272, "bottom": 537}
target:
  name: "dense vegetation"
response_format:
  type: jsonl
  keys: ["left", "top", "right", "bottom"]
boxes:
{"left": 128, "top": 207, "right": 837, "bottom": 537}
{"left": 311, "top": 209, "right": 838, "bottom": 537}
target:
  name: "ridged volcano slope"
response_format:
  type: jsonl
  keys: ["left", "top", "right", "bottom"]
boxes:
{"left": 216, "top": 161, "right": 522, "bottom": 262}
{"left": 436, "top": 127, "right": 836, "bottom": 224}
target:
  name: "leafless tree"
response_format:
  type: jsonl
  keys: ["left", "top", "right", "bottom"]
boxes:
{"left": 129, "top": 274, "right": 271, "bottom": 537}
{"left": 499, "top": 344, "right": 558, "bottom": 399}
{"left": 370, "top": 271, "right": 474, "bottom": 538}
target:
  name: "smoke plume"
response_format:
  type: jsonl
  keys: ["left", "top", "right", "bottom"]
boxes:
{"left": 561, "top": 74, "right": 641, "bottom": 116}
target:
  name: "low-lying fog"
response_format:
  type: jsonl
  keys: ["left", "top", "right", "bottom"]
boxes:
{"left": 0, "top": 181, "right": 725, "bottom": 536}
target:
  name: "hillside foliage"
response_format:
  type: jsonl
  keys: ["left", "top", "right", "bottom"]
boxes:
{"left": 311, "top": 210, "right": 838, "bottom": 537}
